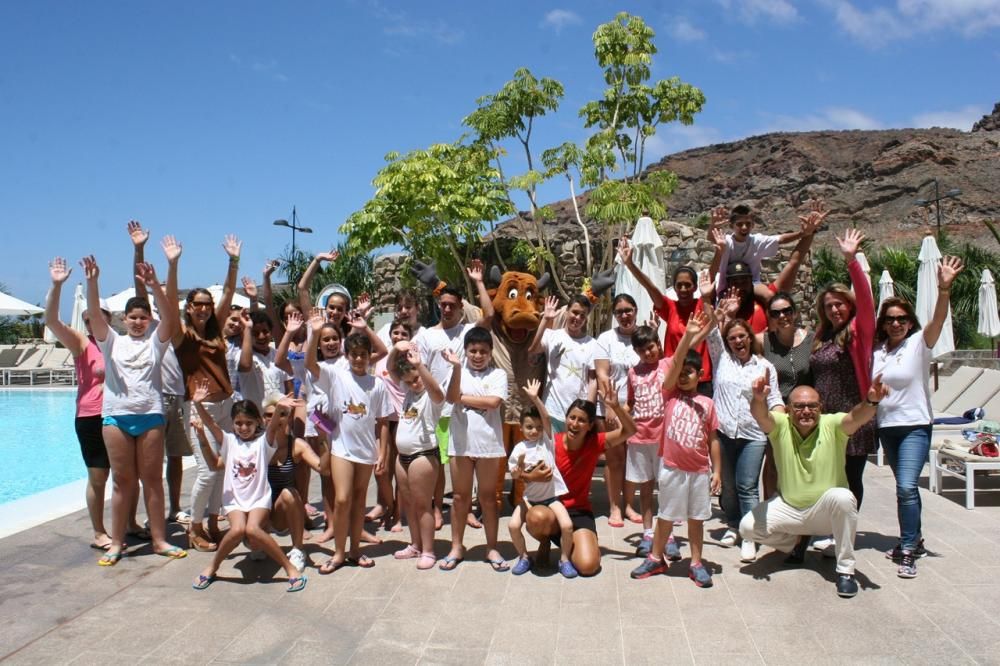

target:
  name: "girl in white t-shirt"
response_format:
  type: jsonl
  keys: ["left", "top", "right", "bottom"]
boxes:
{"left": 441, "top": 327, "right": 509, "bottom": 571}
{"left": 306, "top": 311, "right": 391, "bottom": 574}
{"left": 82, "top": 252, "right": 186, "bottom": 567}
{"left": 508, "top": 379, "right": 576, "bottom": 577}
{"left": 385, "top": 341, "right": 447, "bottom": 569}
{"left": 190, "top": 382, "right": 306, "bottom": 592}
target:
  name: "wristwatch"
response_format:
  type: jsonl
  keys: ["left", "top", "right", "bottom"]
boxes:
{"left": 864, "top": 398, "right": 880, "bottom": 407}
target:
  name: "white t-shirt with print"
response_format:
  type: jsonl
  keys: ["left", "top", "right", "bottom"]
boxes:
{"left": 97, "top": 328, "right": 170, "bottom": 417}
{"left": 594, "top": 328, "right": 640, "bottom": 404}
{"left": 448, "top": 365, "right": 507, "bottom": 458}
{"left": 220, "top": 431, "right": 276, "bottom": 513}
{"left": 317, "top": 364, "right": 391, "bottom": 465}
{"left": 414, "top": 322, "right": 475, "bottom": 419}
{"left": 395, "top": 389, "right": 444, "bottom": 456}
{"left": 238, "top": 347, "right": 291, "bottom": 409}
{"left": 508, "top": 435, "right": 568, "bottom": 502}
{"left": 540, "top": 328, "right": 596, "bottom": 422}
{"left": 873, "top": 333, "right": 933, "bottom": 427}
{"left": 716, "top": 232, "right": 780, "bottom": 292}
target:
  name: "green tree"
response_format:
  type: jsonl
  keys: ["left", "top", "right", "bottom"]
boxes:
{"left": 340, "top": 141, "right": 512, "bottom": 298}
{"left": 580, "top": 12, "right": 706, "bottom": 273}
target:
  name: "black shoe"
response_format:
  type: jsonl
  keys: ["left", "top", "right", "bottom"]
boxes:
{"left": 784, "top": 536, "right": 809, "bottom": 566}
{"left": 886, "top": 539, "right": 926, "bottom": 561}
{"left": 836, "top": 574, "right": 858, "bottom": 598}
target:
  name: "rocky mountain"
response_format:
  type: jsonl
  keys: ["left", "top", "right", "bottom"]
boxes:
{"left": 495, "top": 104, "right": 1000, "bottom": 251}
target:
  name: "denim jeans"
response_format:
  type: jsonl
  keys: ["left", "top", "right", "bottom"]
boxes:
{"left": 718, "top": 432, "right": 766, "bottom": 528}
{"left": 878, "top": 424, "right": 932, "bottom": 551}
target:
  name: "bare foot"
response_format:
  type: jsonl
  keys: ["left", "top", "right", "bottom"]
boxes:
{"left": 365, "top": 505, "right": 385, "bottom": 523}
{"left": 625, "top": 507, "right": 643, "bottom": 524}
{"left": 434, "top": 508, "right": 444, "bottom": 531}
{"left": 91, "top": 533, "right": 113, "bottom": 550}
{"left": 315, "top": 529, "right": 335, "bottom": 544}
{"left": 466, "top": 513, "right": 483, "bottom": 529}
{"left": 361, "top": 530, "right": 382, "bottom": 545}
{"left": 301, "top": 529, "right": 313, "bottom": 541}
{"left": 390, "top": 521, "right": 404, "bottom": 533}
{"left": 608, "top": 509, "right": 625, "bottom": 528}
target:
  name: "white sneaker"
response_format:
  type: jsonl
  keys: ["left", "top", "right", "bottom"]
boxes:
{"left": 811, "top": 536, "right": 834, "bottom": 551}
{"left": 720, "top": 529, "right": 738, "bottom": 547}
{"left": 288, "top": 548, "right": 306, "bottom": 572}
{"left": 740, "top": 539, "right": 757, "bottom": 562}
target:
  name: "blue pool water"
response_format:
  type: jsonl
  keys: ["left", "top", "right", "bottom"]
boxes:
{"left": 0, "top": 389, "right": 83, "bottom": 504}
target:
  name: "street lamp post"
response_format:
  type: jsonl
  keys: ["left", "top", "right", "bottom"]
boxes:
{"left": 914, "top": 179, "right": 961, "bottom": 239}
{"left": 273, "top": 206, "right": 313, "bottom": 279}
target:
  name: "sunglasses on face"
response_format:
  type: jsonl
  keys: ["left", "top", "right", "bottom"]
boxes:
{"left": 769, "top": 306, "right": 795, "bottom": 318}
{"left": 884, "top": 315, "right": 910, "bottom": 325}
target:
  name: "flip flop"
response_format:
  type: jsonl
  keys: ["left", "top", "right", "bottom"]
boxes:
{"left": 417, "top": 553, "right": 437, "bottom": 570}
{"left": 97, "top": 551, "right": 123, "bottom": 567}
{"left": 438, "top": 555, "right": 463, "bottom": 571}
{"left": 127, "top": 527, "right": 152, "bottom": 541}
{"left": 156, "top": 545, "right": 188, "bottom": 560}
{"left": 487, "top": 557, "right": 510, "bottom": 573}
{"left": 90, "top": 541, "right": 112, "bottom": 551}
{"left": 318, "top": 558, "right": 346, "bottom": 575}
{"left": 287, "top": 576, "right": 308, "bottom": 593}
{"left": 192, "top": 574, "right": 215, "bottom": 590}
{"left": 347, "top": 555, "right": 375, "bottom": 568}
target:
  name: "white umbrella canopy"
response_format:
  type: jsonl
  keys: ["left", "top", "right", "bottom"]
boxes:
{"left": 978, "top": 269, "right": 1000, "bottom": 338}
{"left": 69, "top": 283, "right": 86, "bottom": 333}
{"left": 0, "top": 291, "right": 44, "bottom": 317}
{"left": 915, "top": 235, "right": 955, "bottom": 358}
{"left": 855, "top": 251, "right": 873, "bottom": 287}
{"left": 614, "top": 215, "right": 667, "bottom": 336}
{"left": 206, "top": 285, "right": 251, "bottom": 309}
{"left": 877, "top": 270, "right": 895, "bottom": 312}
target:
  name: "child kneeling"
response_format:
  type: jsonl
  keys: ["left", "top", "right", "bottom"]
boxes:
{"left": 630, "top": 315, "right": 720, "bottom": 587}
{"left": 507, "top": 380, "right": 576, "bottom": 578}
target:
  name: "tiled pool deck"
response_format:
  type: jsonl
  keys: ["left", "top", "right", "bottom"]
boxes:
{"left": 2, "top": 463, "right": 1000, "bottom": 665}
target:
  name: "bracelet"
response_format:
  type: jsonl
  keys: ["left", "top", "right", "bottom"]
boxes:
{"left": 864, "top": 399, "right": 880, "bottom": 407}
{"left": 937, "top": 287, "right": 950, "bottom": 293}
{"left": 229, "top": 256, "right": 240, "bottom": 265}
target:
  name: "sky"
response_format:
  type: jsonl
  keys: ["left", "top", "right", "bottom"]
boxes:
{"left": 2, "top": 0, "right": 998, "bottom": 317}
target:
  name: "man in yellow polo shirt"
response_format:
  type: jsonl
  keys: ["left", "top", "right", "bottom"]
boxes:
{"left": 742, "top": 369, "right": 888, "bottom": 598}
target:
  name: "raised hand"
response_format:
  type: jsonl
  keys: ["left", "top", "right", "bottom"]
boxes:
{"left": 642, "top": 310, "right": 661, "bottom": 330}
{"left": 355, "top": 293, "right": 372, "bottom": 320}
{"left": 868, "top": 373, "right": 889, "bottom": 404}
{"left": 617, "top": 237, "right": 633, "bottom": 265}
{"left": 161, "top": 235, "right": 182, "bottom": 263}
{"left": 522, "top": 378, "right": 542, "bottom": 400}
{"left": 308, "top": 307, "right": 325, "bottom": 332}
{"left": 441, "top": 349, "right": 461, "bottom": 367}
{"left": 135, "top": 262, "right": 159, "bottom": 287}
{"left": 80, "top": 255, "right": 100, "bottom": 281}
{"left": 698, "top": 269, "right": 715, "bottom": 300}
{"left": 542, "top": 295, "right": 559, "bottom": 321}
{"left": 603, "top": 380, "right": 621, "bottom": 409}
{"left": 751, "top": 367, "right": 771, "bottom": 400}
{"left": 263, "top": 259, "right": 280, "bottom": 278}
{"left": 127, "top": 220, "right": 149, "bottom": 247}
{"left": 285, "top": 310, "right": 303, "bottom": 333}
{"left": 239, "top": 307, "right": 252, "bottom": 328}
{"left": 710, "top": 226, "right": 727, "bottom": 251}
{"left": 189, "top": 413, "right": 205, "bottom": 432}
{"left": 938, "top": 256, "right": 964, "bottom": 290}
{"left": 719, "top": 287, "right": 740, "bottom": 317}
{"left": 466, "top": 259, "right": 485, "bottom": 283}
{"left": 836, "top": 228, "right": 865, "bottom": 261}
{"left": 405, "top": 346, "right": 423, "bottom": 367}
{"left": 315, "top": 249, "right": 339, "bottom": 263}
{"left": 410, "top": 259, "right": 440, "bottom": 290}
{"left": 49, "top": 257, "right": 72, "bottom": 284}
{"left": 798, "top": 199, "right": 828, "bottom": 235}
{"left": 347, "top": 309, "right": 367, "bottom": 330}
{"left": 686, "top": 310, "right": 710, "bottom": 336}
{"left": 222, "top": 234, "right": 242, "bottom": 258}
{"left": 241, "top": 276, "right": 258, "bottom": 299}
{"left": 710, "top": 205, "right": 728, "bottom": 229}
{"left": 191, "top": 378, "right": 211, "bottom": 404}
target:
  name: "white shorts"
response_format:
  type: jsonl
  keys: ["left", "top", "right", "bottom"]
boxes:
{"left": 625, "top": 443, "right": 659, "bottom": 483}
{"left": 657, "top": 465, "right": 712, "bottom": 522}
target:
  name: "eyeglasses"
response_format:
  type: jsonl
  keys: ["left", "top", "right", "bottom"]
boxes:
{"left": 613, "top": 308, "right": 636, "bottom": 316}
{"left": 884, "top": 315, "right": 910, "bottom": 325}
{"left": 190, "top": 301, "right": 213, "bottom": 309}
{"left": 791, "top": 402, "right": 821, "bottom": 412}
{"left": 769, "top": 306, "right": 794, "bottom": 318}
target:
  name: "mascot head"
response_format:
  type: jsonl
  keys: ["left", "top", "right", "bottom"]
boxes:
{"left": 488, "top": 266, "right": 550, "bottom": 343}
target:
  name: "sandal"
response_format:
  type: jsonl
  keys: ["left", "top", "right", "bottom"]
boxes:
{"left": 347, "top": 554, "right": 375, "bottom": 568}
{"left": 90, "top": 540, "right": 112, "bottom": 551}
{"left": 192, "top": 574, "right": 215, "bottom": 590}
{"left": 156, "top": 545, "right": 188, "bottom": 560}
{"left": 319, "top": 558, "right": 346, "bottom": 575}
{"left": 417, "top": 553, "right": 437, "bottom": 570}
{"left": 171, "top": 511, "right": 192, "bottom": 525}
{"left": 188, "top": 532, "right": 217, "bottom": 552}
{"left": 438, "top": 555, "right": 463, "bottom": 571}
{"left": 98, "top": 551, "right": 123, "bottom": 567}
{"left": 287, "top": 575, "right": 308, "bottom": 593}
{"left": 393, "top": 544, "right": 420, "bottom": 560}
{"left": 487, "top": 557, "right": 510, "bottom": 573}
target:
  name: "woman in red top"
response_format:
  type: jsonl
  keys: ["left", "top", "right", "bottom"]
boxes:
{"left": 524, "top": 388, "right": 636, "bottom": 576}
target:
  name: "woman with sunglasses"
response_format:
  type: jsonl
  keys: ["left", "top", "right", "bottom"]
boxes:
{"left": 594, "top": 293, "right": 641, "bottom": 527}
{"left": 872, "top": 256, "right": 963, "bottom": 579}
{"left": 760, "top": 293, "right": 815, "bottom": 403}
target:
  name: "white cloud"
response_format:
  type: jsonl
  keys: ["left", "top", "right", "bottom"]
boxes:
{"left": 715, "top": 0, "right": 799, "bottom": 23}
{"left": 644, "top": 125, "right": 723, "bottom": 161}
{"left": 823, "top": 0, "right": 1000, "bottom": 45}
{"left": 369, "top": 0, "right": 464, "bottom": 44}
{"left": 912, "top": 104, "right": 986, "bottom": 130}
{"left": 757, "top": 107, "right": 883, "bottom": 133}
{"left": 668, "top": 18, "right": 706, "bottom": 42}
{"left": 541, "top": 9, "right": 582, "bottom": 33}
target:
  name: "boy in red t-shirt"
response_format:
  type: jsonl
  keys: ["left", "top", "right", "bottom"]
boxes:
{"left": 631, "top": 314, "right": 721, "bottom": 587}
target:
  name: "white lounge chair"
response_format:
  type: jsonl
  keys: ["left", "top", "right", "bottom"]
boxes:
{"left": 931, "top": 438, "right": 1000, "bottom": 509}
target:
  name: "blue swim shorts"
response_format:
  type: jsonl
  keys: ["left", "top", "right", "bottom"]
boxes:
{"left": 103, "top": 414, "right": 166, "bottom": 437}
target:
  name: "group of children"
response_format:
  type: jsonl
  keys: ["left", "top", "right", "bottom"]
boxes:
{"left": 56, "top": 203, "right": 823, "bottom": 593}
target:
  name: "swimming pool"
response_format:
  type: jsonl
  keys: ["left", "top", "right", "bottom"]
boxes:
{"left": 0, "top": 389, "right": 83, "bottom": 505}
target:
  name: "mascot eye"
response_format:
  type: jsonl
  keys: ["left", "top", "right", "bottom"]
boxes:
{"left": 507, "top": 288, "right": 518, "bottom": 300}
{"left": 525, "top": 290, "right": 533, "bottom": 300}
